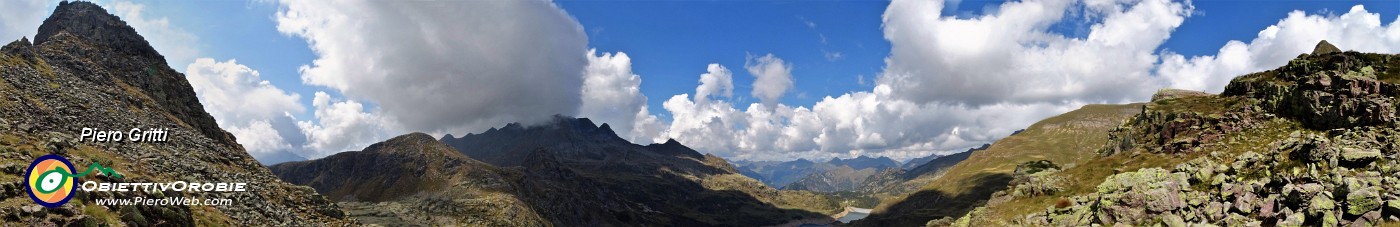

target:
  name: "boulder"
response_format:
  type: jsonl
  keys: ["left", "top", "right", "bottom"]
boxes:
{"left": 1285, "top": 133, "right": 1337, "bottom": 164}
{"left": 1311, "top": 192, "right": 1336, "bottom": 212}
{"left": 1345, "top": 187, "right": 1380, "bottom": 216}
{"left": 1277, "top": 212, "right": 1306, "bottom": 227}
{"left": 1339, "top": 147, "right": 1381, "bottom": 165}
{"left": 1161, "top": 214, "right": 1186, "bottom": 227}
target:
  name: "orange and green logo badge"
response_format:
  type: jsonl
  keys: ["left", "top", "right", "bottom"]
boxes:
{"left": 25, "top": 154, "right": 123, "bottom": 208}
{"left": 26, "top": 154, "right": 76, "bottom": 208}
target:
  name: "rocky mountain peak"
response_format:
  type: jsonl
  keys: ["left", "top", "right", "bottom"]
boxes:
{"left": 441, "top": 115, "right": 681, "bottom": 167}
{"left": 456, "top": 115, "right": 623, "bottom": 140}
{"left": 547, "top": 115, "right": 620, "bottom": 139}
{"left": 1313, "top": 40, "right": 1341, "bottom": 55}
{"left": 380, "top": 132, "right": 437, "bottom": 144}
{"left": 3, "top": 37, "right": 30, "bottom": 49}
{"left": 20, "top": 0, "right": 237, "bottom": 148}
{"left": 361, "top": 132, "right": 465, "bottom": 158}
{"left": 646, "top": 138, "right": 703, "bottom": 159}
{"left": 1223, "top": 46, "right": 1399, "bottom": 129}
{"left": 270, "top": 132, "right": 500, "bottom": 204}
{"left": 35, "top": 1, "right": 162, "bottom": 61}
{"left": 0, "top": 2, "right": 348, "bottom": 224}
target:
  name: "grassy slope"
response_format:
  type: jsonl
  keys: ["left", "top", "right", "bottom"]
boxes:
{"left": 968, "top": 95, "right": 1305, "bottom": 225}
{"left": 942, "top": 51, "right": 1400, "bottom": 226}
{"left": 858, "top": 103, "right": 1144, "bottom": 226}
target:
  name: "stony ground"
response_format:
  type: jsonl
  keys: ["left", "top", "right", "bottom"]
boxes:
{"left": 950, "top": 43, "right": 1400, "bottom": 226}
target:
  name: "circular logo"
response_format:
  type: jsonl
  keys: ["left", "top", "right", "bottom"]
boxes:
{"left": 26, "top": 154, "right": 76, "bottom": 208}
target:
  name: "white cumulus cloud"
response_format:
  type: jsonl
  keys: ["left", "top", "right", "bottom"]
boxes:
{"left": 879, "top": 0, "right": 1190, "bottom": 106}
{"left": 645, "top": 0, "right": 1197, "bottom": 161}
{"left": 249, "top": 0, "right": 1400, "bottom": 163}
{"left": 275, "top": 0, "right": 589, "bottom": 136}
{"left": 186, "top": 58, "right": 305, "bottom": 157}
{"left": 746, "top": 54, "right": 795, "bottom": 108}
{"left": 654, "top": 66, "right": 1081, "bottom": 160}
{"left": 689, "top": 0, "right": 1395, "bottom": 162}
{"left": 225, "top": 120, "right": 292, "bottom": 156}
{"left": 695, "top": 64, "right": 735, "bottom": 103}
{"left": 1159, "top": 5, "right": 1400, "bottom": 92}
{"left": 186, "top": 58, "right": 304, "bottom": 127}
{"left": 296, "top": 92, "right": 396, "bottom": 159}
{"left": 578, "top": 49, "right": 666, "bottom": 143}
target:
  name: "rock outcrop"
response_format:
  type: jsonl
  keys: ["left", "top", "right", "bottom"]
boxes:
{"left": 1223, "top": 46, "right": 1399, "bottom": 130}
{"left": 31, "top": 1, "right": 236, "bottom": 148}
{"left": 0, "top": 1, "right": 348, "bottom": 225}
{"left": 955, "top": 41, "right": 1400, "bottom": 226}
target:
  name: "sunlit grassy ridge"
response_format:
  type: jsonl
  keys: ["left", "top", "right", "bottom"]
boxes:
{"left": 857, "top": 103, "right": 1144, "bottom": 226}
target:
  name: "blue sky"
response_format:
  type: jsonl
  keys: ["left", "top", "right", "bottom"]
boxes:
{"left": 563, "top": 0, "right": 1395, "bottom": 121}
{"left": 109, "top": 0, "right": 1395, "bottom": 124}
{"left": 4, "top": 0, "right": 1396, "bottom": 163}
{"left": 559, "top": 1, "right": 894, "bottom": 121}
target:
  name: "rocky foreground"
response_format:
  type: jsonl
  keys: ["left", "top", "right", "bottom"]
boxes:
{"left": 952, "top": 41, "right": 1400, "bottom": 226}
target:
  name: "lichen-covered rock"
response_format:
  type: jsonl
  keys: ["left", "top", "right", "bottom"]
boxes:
{"left": 1278, "top": 211, "right": 1306, "bottom": 227}
{"left": 1283, "top": 132, "right": 1338, "bottom": 164}
{"left": 1093, "top": 168, "right": 1191, "bottom": 224}
{"left": 1312, "top": 192, "right": 1337, "bottom": 212}
{"left": 1345, "top": 186, "right": 1380, "bottom": 216}
{"left": 1322, "top": 211, "right": 1339, "bottom": 227}
{"left": 1161, "top": 213, "right": 1186, "bottom": 226}
{"left": 1339, "top": 147, "right": 1381, "bottom": 165}
{"left": 1222, "top": 47, "right": 1400, "bottom": 130}
{"left": 1259, "top": 194, "right": 1278, "bottom": 218}
{"left": 950, "top": 43, "right": 1400, "bottom": 227}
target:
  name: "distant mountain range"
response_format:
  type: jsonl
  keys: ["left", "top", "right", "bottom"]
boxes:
{"left": 828, "top": 156, "right": 901, "bottom": 171}
{"left": 255, "top": 150, "right": 307, "bottom": 166}
{"left": 273, "top": 116, "right": 844, "bottom": 226}
{"left": 732, "top": 150, "right": 982, "bottom": 195}
{"left": 734, "top": 155, "right": 896, "bottom": 192}
{"left": 900, "top": 152, "right": 944, "bottom": 170}
{"left": 902, "top": 144, "right": 984, "bottom": 180}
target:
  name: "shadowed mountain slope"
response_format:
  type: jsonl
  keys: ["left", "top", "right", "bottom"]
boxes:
{"left": 856, "top": 103, "right": 1145, "bottom": 226}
